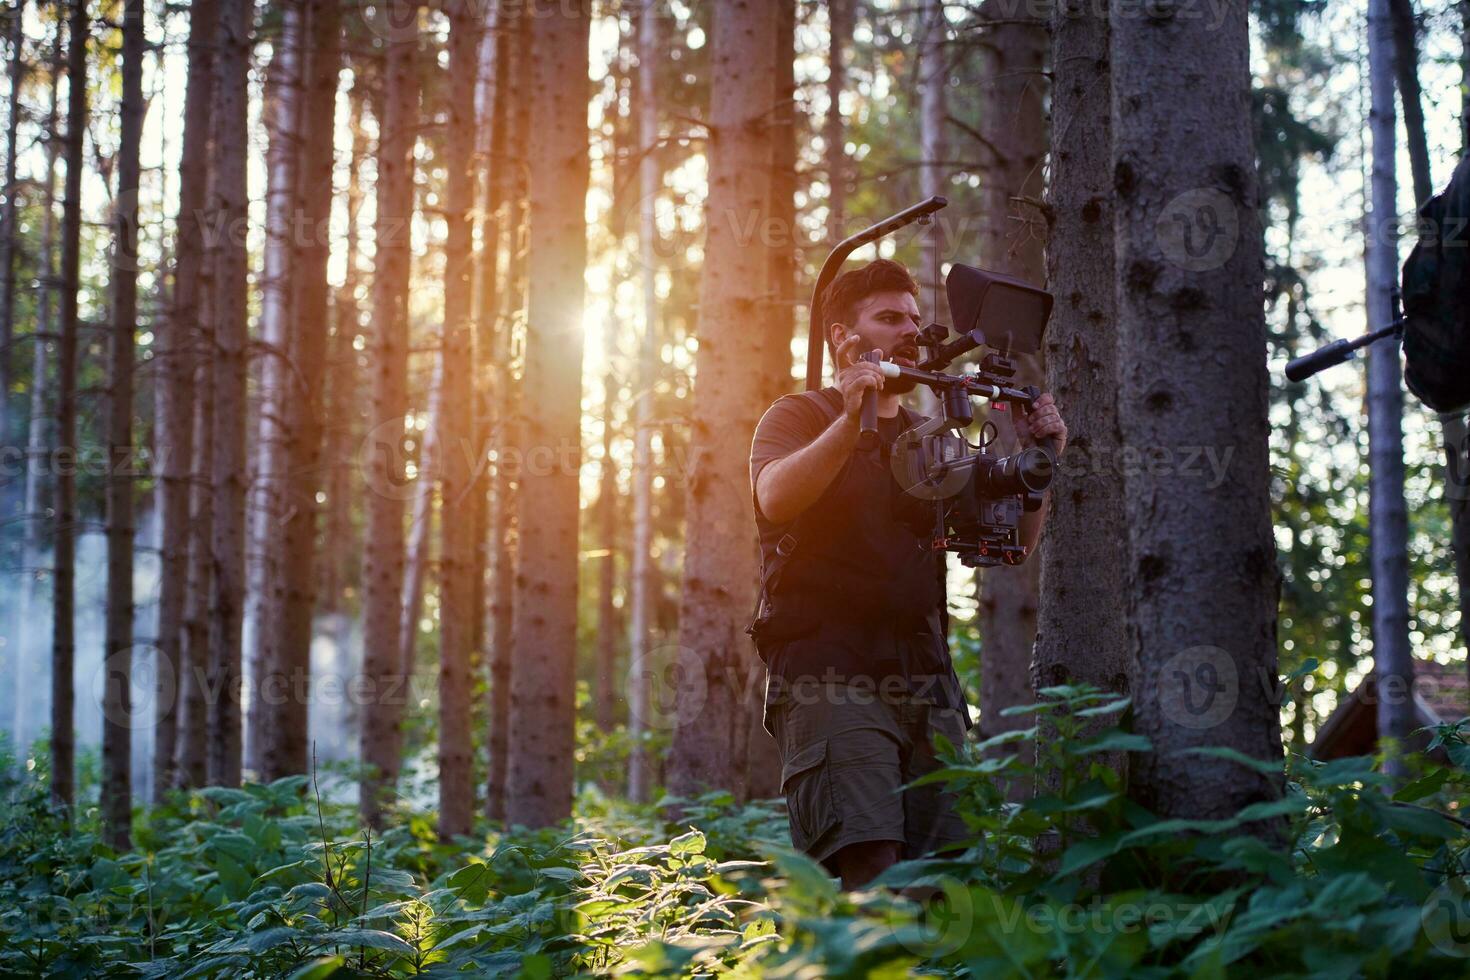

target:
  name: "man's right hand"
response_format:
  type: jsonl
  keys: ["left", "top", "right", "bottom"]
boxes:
{"left": 835, "top": 334, "right": 885, "bottom": 423}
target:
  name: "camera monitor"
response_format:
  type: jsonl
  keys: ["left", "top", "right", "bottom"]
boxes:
{"left": 945, "top": 263, "right": 1052, "bottom": 356}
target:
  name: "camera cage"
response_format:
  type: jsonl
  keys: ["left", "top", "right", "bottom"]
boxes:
{"left": 805, "top": 197, "right": 1058, "bottom": 567}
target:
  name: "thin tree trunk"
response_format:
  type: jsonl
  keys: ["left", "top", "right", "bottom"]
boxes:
{"left": 1366, "top": 0, "right": 1414, "bottom": 781}
{"left": 51, "top": 0, "right": 88, "bottom": 811}
{"left": 207, "top": 0, "right": 253, "bottom": 789}
{"left": 320, "top": 91, "right": 366, "bottom": 616}
{"left": 154, "top": 0, "right": 216, "bottom": 800}
{"left": 1111, "top": 0, "right": 1285, "bottom": 825}
{"left": 398, "top": 360, "right": 438, "bottom": 700}
{"left": 595, "top": 346, "right": 619, "bottom": 734}
{"left": 0, "top": 0, "right": 25, "bottom": 438}
{"left": 746, "top": 0, "right": 797, "bottom": 802}
{"left": 626, "top": 0, "right": 660, "bottom": 805}
{"left": 101, "top": 0, "right": 144, "bottom": 850}
{"left": 261, "top": 0, "right": 339, "bottom": 781}
{"left": 919, "top": 0, "right": 948, "bottom": 330}
{"left": 1385, "top": 0, "right": 1470, "bottom": 669}
{"left": 248, "top": 0, "right": 305, "bottom": 775}
{"left": 486, "top": 4, "right": 526, "bottom": 823}
{"left": 975, "top": 0, "right": 1048, "bottom": 749}
{"left": 824, "top": 0, "right": 849, "bottom": 244}
{"left": 14, "top": 15, "right": 62, "bottom": 762}
{"left": 667, "top": 0, "right": 775, "bottom": 802}
{"left": 469, "top": 0, "right": 504, "bottom": 754}
{"left": 1034, "top": 0, "right": 1128, "bottom": 747}
{"left": 504, "top": 0, "right": 590, "bottom": 828}
{"left": 436, "top": 0, "right": 480, "bottom": 837}
{"left": 360, "top": 0, "right": 418, "bottom": 824}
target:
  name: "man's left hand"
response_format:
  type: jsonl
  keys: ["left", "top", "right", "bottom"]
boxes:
{"left": 1015, "top": 393, "right": 1067, "bottom": 458}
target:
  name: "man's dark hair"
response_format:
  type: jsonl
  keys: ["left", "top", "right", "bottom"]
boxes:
{"left": 819, "top": 258, "right": 920, "bottom": 364}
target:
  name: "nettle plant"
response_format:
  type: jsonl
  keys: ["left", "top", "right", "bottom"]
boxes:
{"left": 3, "top": 691, "right": 1470, "bottom": 978}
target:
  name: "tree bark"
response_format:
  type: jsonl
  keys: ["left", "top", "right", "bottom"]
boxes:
{"left": 260, "top": 0, "right": 339, "bottom": 782}
{"left": 360, "top": 0, "right": 418, "bottom": 824}
{"left": 14, "top": 13, "right": 62, "bottom": 763}
{"left": 974, "top": 0, "right": 1048, "bottom": 749}
{"left": 486, "top": 2, "right": 528, "bottom": 823}
{"left": 1034, "top": 0, "right": 1128, "bottom": 745}
{"left": 746, "top": 0, "right": 797, "bottom": 802}
{"left": 207, "top": 0, "right": 253, "bottom": 789}
{"left": 0, "top": 0, "right": 25, "bottom": 439}
{"left": 919, "top": 0, "right": 948, "bottom": 329}
{"left": 51, "top": 0, "right": 88, "bottom": 811}
{"left": 1110, "top": 0, "right": 1285, "bottom": 822}
{"left": 824, "top": 0, "right": 849, "bottom": 244}
{"left": 247, "top": 0, "right": 305, "bottom": 775}
{"left": 595, "top": 355, "right": 620, "bottom": 733}
{"left": 101, "top": 0, "right": 144, "bottom": 850}
{"left": 155, "top": 0, "right": 216, "bottom": 799}
{"left": 436, "top": 0, "right": 481, "bottom": 837}
{"left": 504, "top": 0, "right": 590, "bottom": 828}
{"left": 1365, "top": 0, "right": 1414, "bottom": 781}
{"left": 667, "top": 0, "right": 775, "bottom": 802}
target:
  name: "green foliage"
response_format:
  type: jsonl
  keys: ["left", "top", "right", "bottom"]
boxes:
{"left": 6, "top": 687, "right": 1470, "bottom": 977}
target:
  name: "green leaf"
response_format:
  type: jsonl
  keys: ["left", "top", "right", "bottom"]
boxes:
{"left": 1174, "top": 746, "right": 1284, "bottom": 777}
{"left": 317, "top": 929, "right": 415, "bottom": 956}
{"left": 1391, "top": 767, "right": 1451, "bottom": 802}
{"left": 1075, "top": 731, "right": 1152, "bottom": 755}
{"left": 247, "top": 927, "right": 300, "bottom": 953}
{"left": 286, "top": 957, "right": 344, "bottom": 980}
{"left": 669, "top": 829, "right": 707, "bottom": 858}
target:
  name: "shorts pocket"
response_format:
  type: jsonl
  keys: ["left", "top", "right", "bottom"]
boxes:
{"left": 780, "top": 739, "right": 838, "bottom": 849}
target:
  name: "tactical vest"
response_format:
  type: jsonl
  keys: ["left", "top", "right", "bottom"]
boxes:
{"left": 746, "top": 397, "right": 947, "bottom": 662}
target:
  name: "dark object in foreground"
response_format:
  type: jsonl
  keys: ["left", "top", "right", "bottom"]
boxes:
{"left": 805, "top": 198, "right": 1058, "bottom": 568}
{"left": 1288, "top": 154, "right": 1470, "bottom": 413}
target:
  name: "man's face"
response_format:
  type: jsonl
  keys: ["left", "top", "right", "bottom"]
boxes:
{"left": 831, "top": 290, "right": 923, "bottom": 394}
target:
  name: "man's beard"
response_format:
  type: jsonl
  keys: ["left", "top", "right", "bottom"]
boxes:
{"left": 866, "top": 336, "right": 920, "bottom": 395}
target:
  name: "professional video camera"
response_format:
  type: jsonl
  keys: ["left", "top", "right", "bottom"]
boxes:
{"left": 808, "top": 197, "right": 1060, "bottom": 568}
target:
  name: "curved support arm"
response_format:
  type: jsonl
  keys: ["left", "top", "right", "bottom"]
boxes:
{"left": 805, "top": 196, "right": 949, "bottom": 391}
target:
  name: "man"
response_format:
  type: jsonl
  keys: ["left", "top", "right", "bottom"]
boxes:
{"left": 747, "top": 258, "right": 1067, "bottom": 890}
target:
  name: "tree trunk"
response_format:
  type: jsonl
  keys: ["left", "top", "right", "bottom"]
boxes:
{"left": 261, "top": 0, "right": 339, "bottom": 782}
{"left": 504, "top": 0, "right": 590, "bottom": 828}
{"left": 101, "top": 0, "right": 144, "bottom": 850}
{"left": 14, "top": 14, "right": 62, "bottom": 763}
{"left": 667, "top": 0, "right": 775, "bottom": 802}
{"left": 398, "top": 359, "right": 438, "bottom": 704}
{"left": 360, "top": 0, "right": 418, "bottom": 824}
{"left": 247, "top": 0, "right": 305, "bottom": 775}
{"left": 0, "top": 0, "right": 25, "bottom": 440}
{"left": 626, "top": 0, "right": 660, "bottom": 805}
{"left": 486, "top": 2, "right": 528, "bottom": 823}
{"left": 824, "top": 0, "right": 849, "bottom": 244}
{"left": 919, "top": 0, "right": 948, "bottom": 330}
{"left": 207, "top": 0, "right": 253, "bottom": 789}
{"left": 974, "top": 0, "right": 1048, "bottom": 748}
{"left": 595, "top": 355, "right": 620, "bottom": 734}
{"left": 320, "top": 90, "right": 367, "bottom": 616}
{"left": 51, "top": 0, "right": 88, "bottom": 810}
{"left": 746, "top": 0, "right": 797, "bottom": 802}
{"left": 155, "top": 0, "right": 216, "bottom": 799}
{"left": 1111, "top": 0, "right": 1285, "bottom": 822}
{"left": 436, "top": 0, "right": 481, "bottom": 837}
{"left": 1365, "top": 0, "right": 1414, "bottom": 781}
{"left": 1384, "top": 0, "right": 1470, "bottom": 668}
{"left": 1034, "top": 0, "right": 1128, "bottom": 742}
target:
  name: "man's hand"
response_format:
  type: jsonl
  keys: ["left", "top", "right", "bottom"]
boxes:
{"left": 833, "top": 333, "right": 885, "bottom": 423}
{"left": 1015, "top": 392, "right": 1067, "bottom": 457}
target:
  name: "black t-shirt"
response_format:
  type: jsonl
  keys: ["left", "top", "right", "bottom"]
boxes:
{"left": 748, "top": 387, "right": 970, "bottom": 719}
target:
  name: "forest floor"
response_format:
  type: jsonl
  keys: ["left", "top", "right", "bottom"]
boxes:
{"left": 3, "top": 687, "right": 1470, "bottom": 978}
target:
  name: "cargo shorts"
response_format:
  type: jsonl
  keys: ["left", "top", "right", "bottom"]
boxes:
{"left": 767, "top": 679, "right": 973, "bottom": 874}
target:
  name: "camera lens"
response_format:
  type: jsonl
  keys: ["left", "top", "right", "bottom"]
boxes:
{"left": 973, "top": 447, "right": 1053, "bottom": 497}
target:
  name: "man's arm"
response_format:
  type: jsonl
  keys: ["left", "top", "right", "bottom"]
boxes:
{"left": 1012, "top": 392, "right": 1067, "bottom": 560}
{"left": 756, "top": 412, "right": 861, "bottom": 525}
